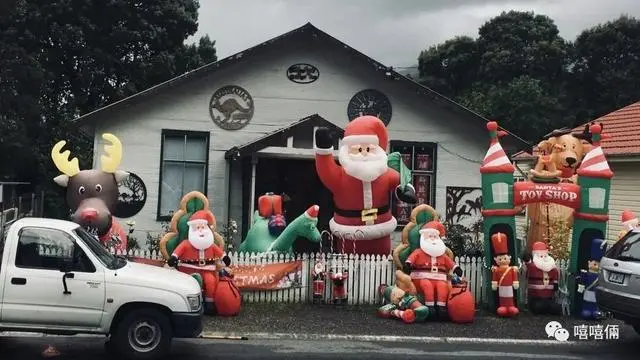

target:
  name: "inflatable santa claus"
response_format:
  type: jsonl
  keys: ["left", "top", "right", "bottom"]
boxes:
{"left": 314, "top": 115, "right": 417, "bottom": 255}
{"left": 617, "top": 210, "right": 638, "bottom": 241}
{"left": 403, "top": 220, "right": 463, "bottom": 319}
{"left": 522, "top": 241, "right": 561, "bottom": 315}
{"left": 167, "top": 210, "right": 225, "bottom": 314}
{"left": 490, "top": 232, "right": 519, "bottom": 317}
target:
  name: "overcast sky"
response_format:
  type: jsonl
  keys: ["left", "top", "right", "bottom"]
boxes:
{"left": 189, "top": 0, "right": 640, "bottom": 68}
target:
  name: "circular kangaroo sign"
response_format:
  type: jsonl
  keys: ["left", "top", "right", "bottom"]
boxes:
{"left": 209, "top": 85, "right": 255, "bottom": 130}
{"left": 116, "top": 172, "right": 147, "bottom": 218}
{"left": 286, "top": 63, "right": 319, "bottom": 84}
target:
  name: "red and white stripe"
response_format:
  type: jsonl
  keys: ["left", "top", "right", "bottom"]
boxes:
{"left": 578, "top": 146, "right": 611, "bottom": 173}
{"left": 482, "top": 142, "right": 511, "bottom": 168}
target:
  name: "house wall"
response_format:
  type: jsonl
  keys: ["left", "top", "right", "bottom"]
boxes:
{"left": 608, "top": 162, "right": 640, "bottom": 241}
{"left": 512, "top": 160, "right": 533, "bottom": 243}
{"left": 90, "top": 38, "right": 490, "bottom": 247}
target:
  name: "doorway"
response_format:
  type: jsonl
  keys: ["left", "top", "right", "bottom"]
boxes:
{"left": 254, "top": 157, "right": 334, "bottom": 254}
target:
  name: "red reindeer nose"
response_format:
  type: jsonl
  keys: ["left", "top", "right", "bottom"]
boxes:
{"left": 80, "top": 208, "right": 98, "bottom": 222}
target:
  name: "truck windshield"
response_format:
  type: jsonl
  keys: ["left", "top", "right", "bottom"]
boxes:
{"left": 73, "top": 227, "right": 126, "bottom": 270}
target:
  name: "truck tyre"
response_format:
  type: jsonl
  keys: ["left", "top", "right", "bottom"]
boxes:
{"left": 633, "top": 324, "right": 640, "bottom": 337}
{"left": 111, "top": 308, "right": 172, "bottom": 360}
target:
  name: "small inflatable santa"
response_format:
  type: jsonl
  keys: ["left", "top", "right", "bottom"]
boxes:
{"left": 490, "top": 232, "right": 519, "bottom": 317}
{"left": 168, "top": 210, "right": 225, "bottom": 313}
{"left": 403, "top": 220, "right": 463, "bottom": 319}
{"left": 314, "top": 115, "right": 417, "bottom": 256}
{"left": 523, "top": 241, "right": 561, "bottom": 315}
{"left": 618, "top": 210, "right": 639, "bottom": 241}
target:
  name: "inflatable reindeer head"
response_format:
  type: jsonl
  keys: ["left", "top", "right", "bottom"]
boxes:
{"left": 51, "top": 134, "right": 129, "bottom": 235}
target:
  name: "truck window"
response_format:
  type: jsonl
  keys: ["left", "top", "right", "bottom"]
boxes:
{"left": 15, "top": 227, "right": 96, "bottom": 273}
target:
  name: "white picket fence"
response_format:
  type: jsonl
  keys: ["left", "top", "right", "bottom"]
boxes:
{"left": 113, "top": 249, "right": 571, "bottom": 306}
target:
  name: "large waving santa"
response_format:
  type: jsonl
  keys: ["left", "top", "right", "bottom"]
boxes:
{"left": 403, "top": 220, "right": 463, "bottom": 319}
{"left": 315, "top": 115, "right": 417, "bottom": 255}
{"left": 167, "top": 210, "right": 225, "bottom": 314}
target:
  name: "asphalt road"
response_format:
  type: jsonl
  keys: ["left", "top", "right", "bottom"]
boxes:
{"left": 1, "top": 336, "right": 639, "bottom": 360}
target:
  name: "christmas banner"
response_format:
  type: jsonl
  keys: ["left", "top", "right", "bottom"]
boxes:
{"left": 129, "top": 257, "right": 303, "bottom": 291}
{"left": 513, "top": 182, "right": 581, "bottom": 208}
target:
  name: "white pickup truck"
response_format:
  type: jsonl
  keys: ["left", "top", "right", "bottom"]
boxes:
{"left": 0, "top": 217, "right": 204, "bottom": 359}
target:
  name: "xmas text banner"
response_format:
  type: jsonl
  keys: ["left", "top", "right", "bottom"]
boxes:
{"left": 129, "top": 257, "right": 303, "bottom": 291}
{"left": 513, "top": 182, "right": 580, "bottom": 208}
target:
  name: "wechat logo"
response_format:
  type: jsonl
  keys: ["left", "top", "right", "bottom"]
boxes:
{"left": 545, "top": 321, "right": 570, "bottom": 342}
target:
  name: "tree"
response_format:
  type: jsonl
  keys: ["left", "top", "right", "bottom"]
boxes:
{"left": 460, "top": 76, "right": 563, "bottom": 141}
{"left": 418, "top": 36, "right": 479, "bottom": 97}
{"left": 0, "top": 0, "right": 217, "bottom": 217}
{"left": 568, "top": 15, "right": 640, "bottom": 124}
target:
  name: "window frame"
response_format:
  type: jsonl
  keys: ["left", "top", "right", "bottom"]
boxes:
{"left": 389, "top": 140, "right": 438, "bottom": 228}
{"left": 14, "top": 226, "right": 96, "bottom": 273}
{"left": 157, "top": 129, "right": 211, "bottom": 221}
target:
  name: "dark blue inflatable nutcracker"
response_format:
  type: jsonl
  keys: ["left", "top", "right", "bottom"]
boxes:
{"left": 577, "top": 238, "right": 605, "bottom": 320}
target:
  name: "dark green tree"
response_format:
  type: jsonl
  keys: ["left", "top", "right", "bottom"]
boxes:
{"left": 0, "top": 0, "right": 217, "bottom": 217}
{"left": 418, "top": 36, "right": 479, "bottom": 97}
{"left": 568, "top": 15, "right": 640, "bottom": 124}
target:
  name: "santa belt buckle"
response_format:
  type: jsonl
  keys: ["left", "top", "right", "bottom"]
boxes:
{"left": 199, "top": 259, "right": 207, "bottom": 266}
{"left": 431, "top": 266, "right": 439, "bottom": 273}
{"left": 361, "top": 208, "right": 378, "bottom": 222}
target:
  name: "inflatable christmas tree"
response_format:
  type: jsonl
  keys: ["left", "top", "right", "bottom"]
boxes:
{"left": 160, "top": 191, "right": 225, "bottom": 262}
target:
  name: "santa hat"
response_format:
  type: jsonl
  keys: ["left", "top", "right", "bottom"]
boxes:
{"left": 621, "top": 210, "right": 638, "bottom": 227}
{"left": 491, "top": 232, "right": 509, "bottom": 256}
{"left": 342, "top": 115, "right": 389, "bottom": 151}
{"left": 304, "top": 205, "right": 320, "bottom": 219}
{"left": 419, "top": 220, "right": 446, "bottom": 238}
{"left": 187, "top": 210, "right": 215, "bottom": 227}
{"left": 531, "top": 241, "right": 548, "bottom": 256}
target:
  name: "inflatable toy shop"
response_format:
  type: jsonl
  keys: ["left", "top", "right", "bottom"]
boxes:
{"left": 480, "top": 121, "right": 614, "bottom": 318}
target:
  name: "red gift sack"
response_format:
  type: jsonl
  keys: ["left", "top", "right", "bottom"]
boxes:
{"left": 447, "top": 283, "right": 475, "bottom": 323}
{"left": 215, "top": 277, "right": 242, "bottom": 316}
{"left": 258, "top": 193, "right": 283, "bottom": 218}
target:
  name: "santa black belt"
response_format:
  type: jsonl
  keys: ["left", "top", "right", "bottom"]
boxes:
{"left": 334, "top": 206, "right": 390, "bottom": 218}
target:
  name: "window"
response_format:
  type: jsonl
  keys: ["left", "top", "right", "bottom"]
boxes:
{"left": 389, "top": 141, "right": 437, "bottom": 226}
{"left": 158, "top": 130, "right": 210, "bottom": 220}
{"left": 491, "top": 182, "right": 509, "bottom": 204}
{"left": 15, "top": 227, "right": 95, "bottom": 272}
{"left": 588, "top": 188, "right": 606, "bottom": 209}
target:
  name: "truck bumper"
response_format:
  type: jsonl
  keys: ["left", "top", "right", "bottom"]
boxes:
{"left": 172, "top": 308, "right": 204, "bottom": 338}
{"left": 596, "top": 286, "right": 640, "bottom": 323}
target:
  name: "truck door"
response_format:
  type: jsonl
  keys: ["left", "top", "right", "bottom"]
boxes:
{"left": 1, "top": 226, "right": 106, "bottom": 328}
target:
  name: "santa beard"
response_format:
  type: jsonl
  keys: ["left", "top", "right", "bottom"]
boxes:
{"left": 188, "top": 225, "right": 215, "bottom": 250}
{"left": 338, "top": 144, "right": 388, "bottom": 182}
{"left": 420, "top": 235, "right": 446, "bottom": 257}
{"left": 533, "top": 253, "right": 556, "bottom": 272}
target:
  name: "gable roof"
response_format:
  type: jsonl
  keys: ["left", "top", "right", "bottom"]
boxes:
{"left": 224, "top": 114, "right": 342, "bottom": 160}
{"left": 73, "top": 22, "right": 529, "bottom": 151}
{"left": 514, "top": 101, "right": 640, "bottom": 161}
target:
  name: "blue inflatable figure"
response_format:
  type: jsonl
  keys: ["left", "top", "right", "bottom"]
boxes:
{"left": 577, "top": 238, "right": 605, "bottom": 320}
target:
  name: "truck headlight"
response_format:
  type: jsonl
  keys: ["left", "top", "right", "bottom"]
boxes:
{"left": 187, "top": 294, "right": 202, "bottom": 311}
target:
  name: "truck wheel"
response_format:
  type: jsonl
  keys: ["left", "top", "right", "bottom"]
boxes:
{"left": 633, "top": 324, "right": 640, "bottom": 337}
{"left": 111, "top": 308, "right": 172, "bottom": 360}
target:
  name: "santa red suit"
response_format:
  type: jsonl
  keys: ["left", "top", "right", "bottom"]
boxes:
{"left": 524, "top": 241, "right": 560, "bottom": 315}
{"left": 490, "top": 232, "right": 519, "bottom": 317}
{"left": 404, "top": 221, "right": 462, "bottom": 317}
{"left": 314, "top": 115, "right": 416, "bottom": 256}
{"left": 98, "top": 218, "right": 128, "bottom": 253}
{"left": 330, "top": 271, "right": 349, "bottom": 304}
{"left": 168, "top": 210, "right": 224, "bottom": 313}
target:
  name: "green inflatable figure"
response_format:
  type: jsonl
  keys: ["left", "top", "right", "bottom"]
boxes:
{"left": 378, "top": 270, "right": 430, "bottom": 323}
{"left": 237, "top": 205, "right": 322, "bottom": 254}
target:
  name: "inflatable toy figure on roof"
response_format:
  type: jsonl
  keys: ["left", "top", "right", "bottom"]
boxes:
{"left": 50, "top": 134, "right": 146, "bottom": 251}
{"left": 314, "top": 115, "right": 417, "bottom": 256}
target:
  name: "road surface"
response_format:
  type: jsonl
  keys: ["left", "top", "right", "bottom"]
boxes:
{"left": 0, "top": 336, "right": 638, "bottom": 359}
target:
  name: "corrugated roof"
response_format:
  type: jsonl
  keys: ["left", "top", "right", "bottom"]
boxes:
{"left": 513, "top": 101, "right": 640, "bottom": 160}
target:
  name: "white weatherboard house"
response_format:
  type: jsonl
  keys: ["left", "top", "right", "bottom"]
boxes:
{"left": 75, "top": 23, "right": 528, "bottom": 250}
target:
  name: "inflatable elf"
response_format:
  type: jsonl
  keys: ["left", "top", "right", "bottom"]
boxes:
{"left": 490, "top": 232, "right": 520, "bottom": 317}
{"left": 577, "top": 238, "right": 605, "bottom": 320}
{"left": 378, "top": 270, "right": 430, "bottom": 323}
{"left": 314, "top": 115, "right": 417, "bottom": 256}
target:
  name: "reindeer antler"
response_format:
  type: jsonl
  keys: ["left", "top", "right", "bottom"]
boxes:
{"left": 101, "top": 133, "right": 123, "bottom": 173}
{"left": 51, "top": 141, "right": 81, "bottom": 177}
